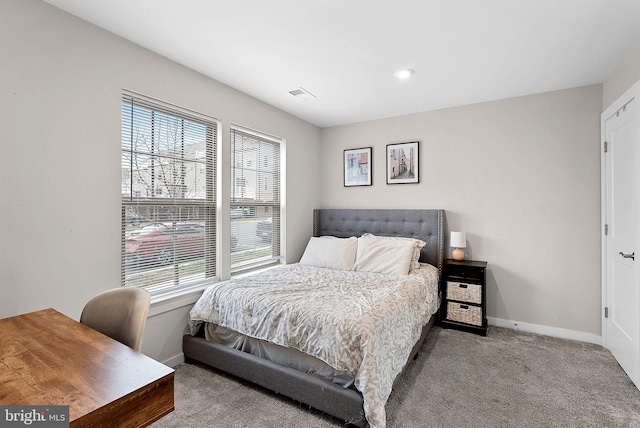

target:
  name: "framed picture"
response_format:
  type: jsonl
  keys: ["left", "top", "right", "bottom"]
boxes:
{"left": 344, "top": 147, "right": 372, "bottom": 187}
{"left": 386, "top": 141, "right": 419, "bottom": 184}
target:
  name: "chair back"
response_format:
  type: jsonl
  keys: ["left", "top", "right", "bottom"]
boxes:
{"left": 80, "top": 288, "right": 150, "bottom": 352}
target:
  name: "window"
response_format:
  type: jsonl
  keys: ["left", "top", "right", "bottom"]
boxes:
{"left": 230, "top": 128, "right": 282, "bottom": 272}
{"left": 121, "top": 91, "right": 217, "bottom": 292}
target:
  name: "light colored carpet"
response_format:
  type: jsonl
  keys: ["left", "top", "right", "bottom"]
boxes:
{"left": 151, "top": 326, "right": 640, "bottom": 427}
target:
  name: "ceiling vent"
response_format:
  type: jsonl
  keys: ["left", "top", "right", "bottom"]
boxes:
{"left": 289, "top": 87, "right": 316, "bottom": 100}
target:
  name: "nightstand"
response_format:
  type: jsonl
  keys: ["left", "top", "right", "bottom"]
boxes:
{"left": 440, "top": 259, "right": 488, "bottom": 336}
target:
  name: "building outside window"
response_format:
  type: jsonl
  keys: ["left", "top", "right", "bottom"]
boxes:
{"left": 230, "top": 127, "right": 282, "bottom": 273}
{"left": 121, "top": 91, "right": 218, "bottom": 292}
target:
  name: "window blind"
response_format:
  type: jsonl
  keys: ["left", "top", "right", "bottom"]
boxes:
{"left": 121, "top": 92, "right": 217, "bottom": 292}
{"left": 230, "top": 127, "right": 282, "bottom": 272}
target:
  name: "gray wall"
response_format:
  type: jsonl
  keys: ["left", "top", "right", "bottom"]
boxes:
{"left": 320, "top": 85, "right": 603, "bottom": 337}
{"left": 0, "top": 0, "right": 321, "bottom": 364}
{"left": 603, "top": 41, "right": 640, "bottom": 109}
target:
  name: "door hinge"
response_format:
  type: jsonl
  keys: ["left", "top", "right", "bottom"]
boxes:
{"left": 605, "top": 224, "right": 608, "bottom": 235}
{"left": 604, "top": 141, "right": 608, "bottom": 153}
{"left": 605, "top": 307, "right": 609, "bottom": 318}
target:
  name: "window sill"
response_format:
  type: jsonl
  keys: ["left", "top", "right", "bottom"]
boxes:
{"left": 231, "top": 262, "right": 282, "bottom": 279}
{"left": 146, "top": 262, "right": 283, "bottom": 318}
{"left": 147, "top": 281, "right": 216, "bottom": 317}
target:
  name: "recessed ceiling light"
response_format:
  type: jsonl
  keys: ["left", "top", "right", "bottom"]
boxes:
{"left": 394, "top": 69, "right": 415, "bottom": 79}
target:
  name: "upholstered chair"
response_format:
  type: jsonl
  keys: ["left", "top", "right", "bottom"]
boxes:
{"left": 80, "top": 288, "right": 151, "bottom": 352}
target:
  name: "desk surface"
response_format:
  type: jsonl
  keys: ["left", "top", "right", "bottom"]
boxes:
{"left": 0, "top": 308, "right": 174, "bottom": 427}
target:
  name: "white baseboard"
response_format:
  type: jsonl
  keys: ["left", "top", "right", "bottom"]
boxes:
{"left": 162, "top": 353, "right": 185, "bottom": 368}
{"left": 487, "top": 317, "right": 602, "bottom": 346}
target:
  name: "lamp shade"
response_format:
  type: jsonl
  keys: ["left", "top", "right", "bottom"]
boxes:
{"left": 450, "top": 231, "right": 467, "bottom": 248}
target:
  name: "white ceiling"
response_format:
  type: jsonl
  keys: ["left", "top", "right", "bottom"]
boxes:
{"left": 43, "top": 0, "right": 640, "bottom": 128}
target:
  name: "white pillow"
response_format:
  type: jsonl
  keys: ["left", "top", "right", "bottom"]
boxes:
{"left": 299, "top": 236, "right": 358, "bottom": 270}
{"left": 360, "top": 233, "right": 426, "bottom": 272}
{"left": 353, "top": 236, "right": 415, "bottom": 275}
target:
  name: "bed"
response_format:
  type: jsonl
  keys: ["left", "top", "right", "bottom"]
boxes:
{"left": 183, "top": 208, "right": 445, "bottom": 427}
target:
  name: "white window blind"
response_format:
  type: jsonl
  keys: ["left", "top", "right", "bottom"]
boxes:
{"left": 230, "top": 128, "right": 282, "bottom": 272}
{"left": 121, "top": 92, "right": 217, "bottom": 292}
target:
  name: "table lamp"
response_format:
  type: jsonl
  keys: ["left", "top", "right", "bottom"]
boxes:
{"left": 450, "top": 231, "right": 466, "bottom": 261}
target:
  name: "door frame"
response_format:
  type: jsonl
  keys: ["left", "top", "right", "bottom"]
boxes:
{"left": 601, "top": 79, "right": 640, "bottom": 352}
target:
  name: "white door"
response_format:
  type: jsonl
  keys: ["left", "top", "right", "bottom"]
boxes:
{"left": 602, "top": 82, "right": 640, "bottom": 390}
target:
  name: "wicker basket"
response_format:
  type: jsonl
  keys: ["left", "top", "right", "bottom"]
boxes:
{"left": 446, "top": 281, "right": 482, "bottom": 304}
{"left": 446, "top": 301, "right": 482, "bottom": 326}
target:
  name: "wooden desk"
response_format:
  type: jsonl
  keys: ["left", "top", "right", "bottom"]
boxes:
{"left": 0, "top": 308, "right": 174, "bottom": 427}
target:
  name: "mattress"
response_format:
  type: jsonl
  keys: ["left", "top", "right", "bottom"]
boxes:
{"left": 189, "top": 262, "right": 440, "bottom": 428}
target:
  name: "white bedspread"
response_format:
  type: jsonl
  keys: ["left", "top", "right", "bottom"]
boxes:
{"left": 189, "top": 262, "right": 440, "bottom": 428}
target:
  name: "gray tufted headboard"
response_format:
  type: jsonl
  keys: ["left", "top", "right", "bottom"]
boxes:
{"left": 313, "top": 209, "right": 446, "bottom": 277}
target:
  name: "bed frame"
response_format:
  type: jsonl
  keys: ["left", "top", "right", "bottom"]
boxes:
{"left": 183, "top": 208, "right": 446, "bottom": 427}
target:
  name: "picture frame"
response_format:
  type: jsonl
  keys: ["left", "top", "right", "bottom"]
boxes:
{"left": 344, "top": 147, "right": 372, "bottom": 187}
{"left": 386, "top": 141, "right": 419, "bottom": 184}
